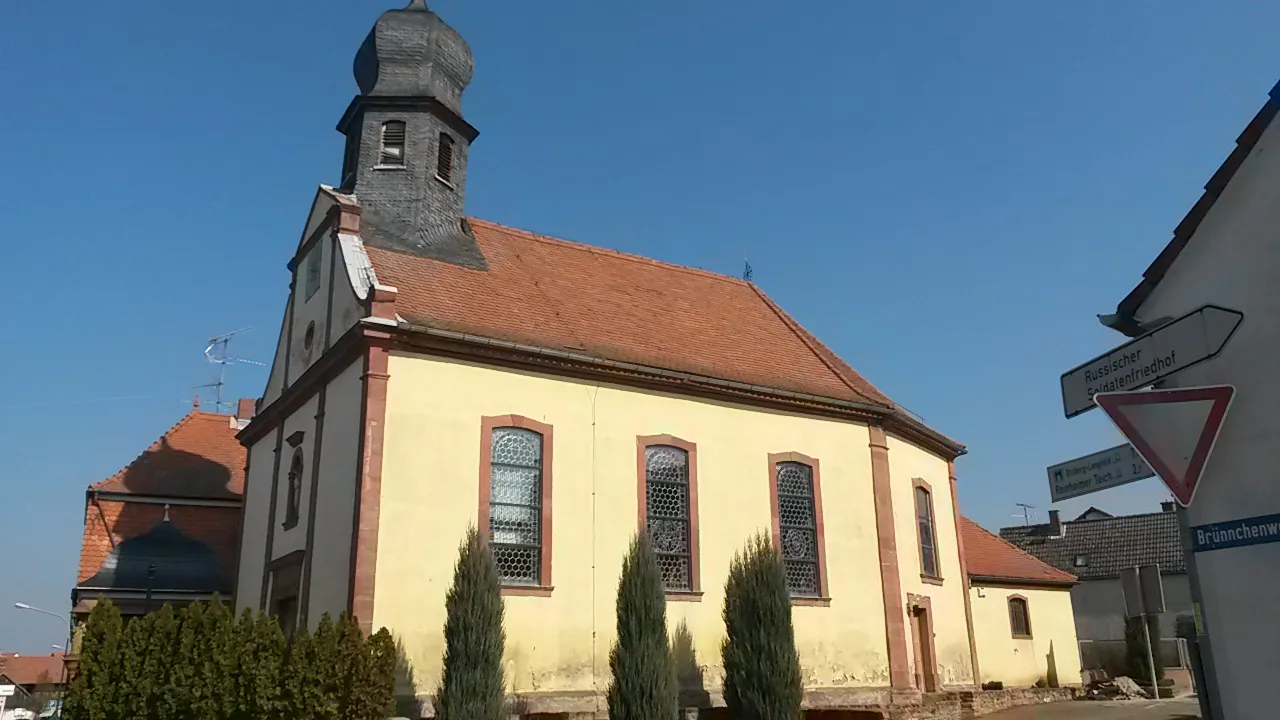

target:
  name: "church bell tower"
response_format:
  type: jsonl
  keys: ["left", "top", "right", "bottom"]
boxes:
{"left": 337, "top": 0, "right": 487, "bottom": 269}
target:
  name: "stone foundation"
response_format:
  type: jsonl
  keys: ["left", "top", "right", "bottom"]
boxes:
{"left": 395, "top": 685, "right": 1078, "bottom": 720}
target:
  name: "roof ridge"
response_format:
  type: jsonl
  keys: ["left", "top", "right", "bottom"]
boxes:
{"left": 467, "top": 217, "right": 750, "bottom": 287}
{"left": 746, "top": 282, "right": 895, "bottom": 408}
{"left": 965, "top": 516, "right": 1077, "bottom": 581}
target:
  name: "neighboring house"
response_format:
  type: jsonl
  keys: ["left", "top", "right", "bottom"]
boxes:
{"left": 233, "top": 2, "right": 980, "bottom": 715}
{"left": 999, "top": 505, "right": 1190, "bottom": 641}
{"left": 1096, "top": 78, "right": 1280, "bottom": 718}
{"left": 1072, "top": 508, "right": 1113, "bottom": 522}
{"left": 960, "top": 518, "right": 1080, "bottom": 688}
{"left": 73, "top": 402, "right": 251, "bottom": 621}
{"left": 0, "top": 653, "right": 64, "bottom": 711}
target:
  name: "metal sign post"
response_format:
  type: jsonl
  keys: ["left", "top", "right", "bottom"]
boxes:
{"left": 1121, "top": 564, "right": 1165, "bottom": 700}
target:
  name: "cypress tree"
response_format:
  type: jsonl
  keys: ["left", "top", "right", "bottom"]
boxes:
{"left": 606, "top": 533, "right": 678, "bottom": 720}
{"left": 435, "top": 526, "right": 506, "bottom": 720}
{"left": 364, "top": 628, "right": 399, "bottom": 720}
{"left": 231, "top": 610, "right": 284, "bottom": 720}
{"left": 721, "top": 533, "right": 803, "bottom": 720}
{"left": 144, "top": 605, "right": 181, "bottom": 720}
{"left": 64, "top": 599, "right": 125, "bottom": 720}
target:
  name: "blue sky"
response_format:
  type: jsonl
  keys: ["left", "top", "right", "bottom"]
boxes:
{"left": 2, "top": 0, "right": 1277, "bottom": 652}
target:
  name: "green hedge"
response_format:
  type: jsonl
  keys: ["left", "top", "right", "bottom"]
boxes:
{"left": 63, "top": 597, "right": 394, "bottom": 720}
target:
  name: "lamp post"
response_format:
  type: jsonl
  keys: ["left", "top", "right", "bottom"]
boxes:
{"left": 14, "top": 602, "right": 72, "bottom": 712}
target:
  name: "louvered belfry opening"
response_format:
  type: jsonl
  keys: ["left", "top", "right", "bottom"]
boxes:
{"left": 380, "top": 121, "right": 406, "bottom": 165}
{"left": 436, "top": 132, "right": 455, "bottom": 183}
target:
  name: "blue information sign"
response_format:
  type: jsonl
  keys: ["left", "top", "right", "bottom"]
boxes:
{"left": 1192, "top": 512, "right": 1280, "bottom": 553}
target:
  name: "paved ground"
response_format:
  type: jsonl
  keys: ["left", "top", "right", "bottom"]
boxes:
{"left": 984, "top": 697, "right": 1200, "bottom": 719}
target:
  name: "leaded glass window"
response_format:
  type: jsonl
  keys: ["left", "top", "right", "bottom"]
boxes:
{"left": 916, "top": 486, "right": 938, "bottom": 578}
{"left": 776, "top": 462, "right": 820, "bottom": 596}
{"left": 645, "top": 445, "right": 692, "bottom": 591}
{"left": 489, "top": 427, "right": 543, "bottom": 585}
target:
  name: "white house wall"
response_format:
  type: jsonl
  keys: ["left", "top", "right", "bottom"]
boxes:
{"left": 261, "top": 297, "right": 292, "bottom": 408}
{"left": 303, "top": 359, "right": 364, "bottom": 624}
{"left": 289, "top": 226, "right": 335, "bottom": 383}
{"left": 1129, "top": 104, "right": 1280, "bottom": 719}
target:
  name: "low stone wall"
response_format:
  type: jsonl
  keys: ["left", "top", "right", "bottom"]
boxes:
{"left": 957, "top": 687, "right": 1078, "bottom": 717}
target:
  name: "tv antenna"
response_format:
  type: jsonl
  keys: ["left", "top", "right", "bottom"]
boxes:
{"left": 196, "top": 327, "right": 265, "bottom": 413}
{"left": 1014, "top": 503, "right": 1037, "bottom": 526}
{"left": 742, "top": 259, "right": 753, "bottom": 282}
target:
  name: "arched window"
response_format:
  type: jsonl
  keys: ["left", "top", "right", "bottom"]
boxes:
{"left": 436, "top": 132, "right": 455, "bottom": 183}
{"left": 284, "top": 450, "right": 303, "bottom": 529}
{"left": 1009, "top": 596, "right": 1032, "bottom": 638}
{"left": 488, "top": 426, "right": 545, "bottom": 585}
{"left": 379, "top": 121, "right": 406, "bottom": 166}
{"left": 915, "top": 481, "right": 939, "bottom": 579}
{"left": 773, "top": 459, "right": 825, "bottom": 597}
{"left": 645, "top": 444, "right": 693, "bottom": 591}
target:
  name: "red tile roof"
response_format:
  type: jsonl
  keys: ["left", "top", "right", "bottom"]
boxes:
{"left": 1117, "top": 80, "right": 1280, "bottom": 320}
{"left": 0, "top": 653, "right": 65, "bottom": 686}
{"left": 961, "top": 516, "right": 1076, "bottom": 586}
{"left": 366, "top": 218, "right": 895, "bottom": 408}
{"left": 90, "top": 411, "right": 246, "bottom": 500}
{"left": 77, "top": 499, "right": 241, "bottom": 585}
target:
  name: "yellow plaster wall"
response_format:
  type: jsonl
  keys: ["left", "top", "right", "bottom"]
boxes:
{"left": 374, "top": 352, "right": 903, "bottom": 696}
{"left": 969, "top": 584, "right": 1081, "bottom": 687}
{"left": 885, "top": 437, "right": 974, "bottom": 686}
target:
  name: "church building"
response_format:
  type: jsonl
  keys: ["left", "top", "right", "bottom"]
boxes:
{"left": 234, "top": 2, "right": 980, "bottom": 715}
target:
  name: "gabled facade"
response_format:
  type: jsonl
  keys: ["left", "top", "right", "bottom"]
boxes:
{"left": 74, "top": 403, "right": 250, "bottom": 619}
{"left": 960, "top": 518, "right": 1079, "bottom": 688}
{"left": 234, "top": 2, "right": 981, "bottom": 715}
{"left": 1098, "top": 78, "right": 1280, "bottom": 719}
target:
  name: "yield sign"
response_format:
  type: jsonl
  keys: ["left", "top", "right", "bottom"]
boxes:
{"left": 1094, "top": 386, "right": 1235, "bottom": 507}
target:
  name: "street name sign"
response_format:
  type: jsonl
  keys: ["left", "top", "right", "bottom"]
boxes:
{"left": 1192, "top": 512, "right": 1280, "bottom": 553}
{"left": 1060, "top": 304, "right": 1242, "bottom": 418}
{"left": 1094, "top": 385, "right": 1235, "bottom": 507}
{"left": 1046, "top": 443, "right": 1154, "bottom": 502}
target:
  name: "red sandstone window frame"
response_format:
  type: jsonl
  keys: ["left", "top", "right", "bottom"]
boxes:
{"left": 768, "top": 452, "right": 830, "bottom": 606}
{"left": 479, "top": 415, "right": 554, "bottom": 597}
{"left": 636, "top": 434, "right": 702, "bottom": 601}
{"left": 1008, "top": 594, "right": 1033, "bottom": 639}
{"left": 913, "top": 478, "right": 943, "bottom": 584}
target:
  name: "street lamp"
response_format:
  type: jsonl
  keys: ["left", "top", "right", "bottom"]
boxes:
{"left": 13, "top": 603, "right": 64, "bottom": 622}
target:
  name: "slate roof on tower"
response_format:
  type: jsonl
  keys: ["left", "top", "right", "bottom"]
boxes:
{"left": 366, "top": 218, "right": 896, "bottom": 409}
{"left": 89, "top": 410, "right": 246, "bottom": 500}
{"left": 960, "top": 516, "right": 1076, "bottom": 586}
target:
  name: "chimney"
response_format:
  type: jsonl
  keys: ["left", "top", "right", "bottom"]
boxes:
{"left": 1161, "top": 501, "right": 1176, "bottom": 513}
{"left": 1049, "top": 510, "right": 1064, "bottom": 537}
{"left": 235, "top": 398, "right": 256, "bottom": 430}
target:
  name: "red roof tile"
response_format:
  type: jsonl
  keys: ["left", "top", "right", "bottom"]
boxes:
{"left": 961, "top": 516, "right": 1076, "bottom": 585}
{"left": 76, "top": 499, "right": 241, "bottom": 585}
{"left": 0, "top": 653, "right": 65, "bottom": 686}
{"left": 366, "top": 218, "right": 895, "bottom": 408}
{"left": 90, "top": 411, "right": 246, "bottom": 500}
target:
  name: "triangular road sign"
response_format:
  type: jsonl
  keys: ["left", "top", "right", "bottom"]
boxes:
{"left": 1094, "top": 385, "right": 1235, "bottom": 507}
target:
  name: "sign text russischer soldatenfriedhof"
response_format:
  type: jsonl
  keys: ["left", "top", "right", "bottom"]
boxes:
{"left": 1047, "top": 443, "right": 1154, "bottom": 503}
{"left": 1059, "top": 305, "right": 1243, "bottom": 418}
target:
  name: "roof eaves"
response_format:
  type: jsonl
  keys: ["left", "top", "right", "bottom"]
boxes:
{"left": 1116, "top": 79, "right": 1280, "bottom": 323}
{"left": 969, "top": 574, "right": 1077, "bottom": 588}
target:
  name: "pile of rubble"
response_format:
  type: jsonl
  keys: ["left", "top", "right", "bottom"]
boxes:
{"left": 1081, "top": 676, "right": 1150, "bottom": 701}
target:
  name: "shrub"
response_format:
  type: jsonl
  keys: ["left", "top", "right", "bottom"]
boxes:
{"left": 1123, "top": 615, "right": 1165, "bottom": 681}
{"left": 435, "top": 526, "right": 507, "bottom": 720}
{"left": 721, "top": 533, "right": 803, "bottom": 720}
{"left": 607, "top": 533, "right": 678, "bottom": 720}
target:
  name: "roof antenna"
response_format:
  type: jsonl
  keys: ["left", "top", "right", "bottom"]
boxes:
{"left": 742, "top": 259, "right": 753, "bottom": 282}
{"left": 194, "top": 327, "right": 266, "bottom": 413}
{"left": 1014, "top": 502, "right": 1036, "bottom": 526}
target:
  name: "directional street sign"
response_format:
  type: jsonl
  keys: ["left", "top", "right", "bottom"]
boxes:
{"left": 1046, "top": 443, "right": 1154, "bottom": 502}
{"left": 1192, "top": 511, "right": 1280, "bottom": 553}
{"left": 1060, "top": 304, "right": 1242, "bottom": 418}
{"left": 1094, "top": 385, "right": 1235, "bottom": 507}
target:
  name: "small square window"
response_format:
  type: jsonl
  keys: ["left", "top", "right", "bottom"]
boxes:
{"left": 1074, "top": 554, "right": 1089, "bottom": 567}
